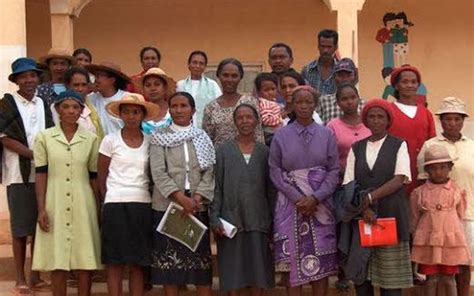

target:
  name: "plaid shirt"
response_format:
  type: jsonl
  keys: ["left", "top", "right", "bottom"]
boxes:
{"left": 318, "top": 94, "right": 365, "bottom": 125}
{"left": 301, "top": 58, "right": 337, "bottom": 96}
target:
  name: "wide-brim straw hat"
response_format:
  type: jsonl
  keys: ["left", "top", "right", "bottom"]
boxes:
{"left": 85, "top": 61, "right": 131, "bottom": 84}
{"left": 39, "top": 48, "right": 76, "bottom": 65}
{"left": 423, "top": 144, "right": 456, "bottom": 167}
{"left": 140, "top": 67, "right": 176, "bottom": 98}
{"left": 435, "top": 96, "right": 469, "bottom": 117}
{"left": 106, "top": 93, "right": 160, "bottom": 121}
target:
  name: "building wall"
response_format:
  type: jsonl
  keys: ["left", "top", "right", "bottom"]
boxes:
{"left": 25, "top": 0, "right": 473, "bottom": 116}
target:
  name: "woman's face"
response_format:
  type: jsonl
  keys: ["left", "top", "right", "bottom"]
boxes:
{"left": 293, "top": 90, "right": 316, "bottom": 121}
{"left": 94, "top": 71, "right": 115, "bottom": 93}
{"left": 48, "top": 58, "right": 70, "bottom": 81}
{"left": 281, "top": 76, "right": 300, "bottom": 105}
{"left": 218, "top": 63, "right": 241, "bottom": 94}
{"left": 67, "top": 73, "right": 89, "bottom": 97}
{"left": 234, "top": 106, "right": 258, "bottom": 137}
{"left": 169, "top": 95, "right": 195, "bottom": 127}
{"left": 143, "top": 76, "right": 166, "bottom": 103}
{"left": 188, "top": 54, "right": 206, "bottom": 78}
{"left": 337, "top": 87, "right": 359, "bottom": 115}
{"left": 74, "top": 53, "right": 91, "bottom": 67}
{"left": 119, "top": 104, "right": 145, "bottom": 128}
{"left": 55, "top": 98, "right": 83, "bottom": 125}
{"left": 440, "top": 113, "right": 464, "bottom": 138}
{"left": 141, "top": 49, "right": 160, "bottom": 71}
{"left": 365, "top": 107, "right": 389, "bottom": 135}
{"left": 395, "top": 71, "right": 419, "bottom": 99}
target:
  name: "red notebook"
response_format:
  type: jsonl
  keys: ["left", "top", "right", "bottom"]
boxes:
{"left": 359, "top": 218, "right": 398, "bottom": 247}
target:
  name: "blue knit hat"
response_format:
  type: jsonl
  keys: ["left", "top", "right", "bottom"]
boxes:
{"left": 8, "top": 58, "right": 42, "bottom": 82}
{"left": 54, "top": 90, "right": 85, "bottom": 107}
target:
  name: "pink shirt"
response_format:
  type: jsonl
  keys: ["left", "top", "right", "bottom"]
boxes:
{"left": 326, "top": 118, "right": 371, "bottom": 172}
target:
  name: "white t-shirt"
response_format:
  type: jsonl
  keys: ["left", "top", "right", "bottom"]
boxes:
{"left": 343, "top": 135, "right": 411, "bottom": 185}
{"left": 282, "top": 111, "right": 323, "bottom": 126}
{"left": 99, "top": 130, "right": 151, "bottom": 203}
{"left": 1, "top": 93, "right": 46, "bottom": 185}
{"left": 394, "top": 101, "right": 418, "bottom": 119}
{"left": 88, "top": 89, "right": 128, "bottom": 135}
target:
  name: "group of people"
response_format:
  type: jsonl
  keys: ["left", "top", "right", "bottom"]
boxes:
{"left": 0, "top": 28, "right": 473, "bottom": 296}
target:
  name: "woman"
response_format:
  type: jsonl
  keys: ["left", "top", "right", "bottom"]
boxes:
{"left": 128, "top": 46, "right": 162, "bottom": 93}
{"left": 269, "top": 86, "right": 339, "bottom": 296}
{"left": 343, "top": 99, "right": 413, "bottom": 295}
{"left": 177, "top": 50, "right": 222, "bottom": 127}
{"left": 141, "top": 67, "right": 176, "bottom": 134}
{"left": 37, "top": 48, "right": 75, "bottom": 106}
{"left": 388, "top": 65, "right": 436, "bottom": 195}
{"left": 73, "top": 48, "right": 93, "bottom": 67}
{"left": 50, "top": 67, "right": 104, "bottom": 139}
{"left": 417, "top": 97, "right": 474, "bottom": 296}
{"left": 32, "top": 90, "right": 102, "bottom": 296}
{"left": 98, "top": 93, "right": 159, "bottom": 296}
{"left": 280, "top": 71, "right": 322, "bottom": 126}
{"left": 202, "top": 58, "right": 263, "bottom": 148}
{"left": 210, "top": 104, "right": 275, "bottom": 295}
{"left": 150, "top": 92, "right": 215, "bottom": 296}
{"left": 327, "top": 83, "right": 371, "bottom": 175}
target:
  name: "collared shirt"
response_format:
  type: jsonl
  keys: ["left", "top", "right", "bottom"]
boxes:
{"left": 1, "top": 92, "right": 46, "bottom": 185}
{"left": 50, "top": 104, "right": 97, "bottom": 134}
{"left": 301, "top": 58, "right": 338, "bottom": 96}
{"left": 417, "top": 135, "right": 474, "bottom": 220}
{"left": 88, "top": 89, "right": 128, "bottom": 136}
{"left": 318, "top": 94, "right": 365, "bottom": 125}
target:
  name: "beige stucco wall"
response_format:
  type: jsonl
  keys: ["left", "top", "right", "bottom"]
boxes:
{"left": 25, "top": 0, "right": 473, "bottom": 115}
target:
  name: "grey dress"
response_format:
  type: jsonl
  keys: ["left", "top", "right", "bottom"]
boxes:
{"left": 210, "top": 140, "right": 276, "bottom": 291}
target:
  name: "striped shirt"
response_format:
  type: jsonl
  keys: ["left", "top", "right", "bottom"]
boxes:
{"left": 259, "top": 98, "right": 283, "bottom": 128}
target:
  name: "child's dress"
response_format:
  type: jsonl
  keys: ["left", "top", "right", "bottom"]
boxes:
{"left": 410, "top": 180, "right": 471, "bottom": 266}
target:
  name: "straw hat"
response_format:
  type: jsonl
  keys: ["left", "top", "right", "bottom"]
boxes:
{"left": 140, "top": 67, "right": 176, "bottom": 98}
{"left": 85, "top": 61, "right": 131, "bottom": 84}
{"left": 39, "top": 48, "right": 75, "bottom": 65}
{"left": 435, "top": 96, "right": 469, "bottom": 117}
{"left": 106, "top": 93, "right": 160, "bottom": 121}
{"left": 423, "top": 145, "right": 455, "bottom": 167}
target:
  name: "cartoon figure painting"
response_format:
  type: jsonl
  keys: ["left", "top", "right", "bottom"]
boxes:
{"left": 376, "top": 12, "right": 414, "bottom": 68}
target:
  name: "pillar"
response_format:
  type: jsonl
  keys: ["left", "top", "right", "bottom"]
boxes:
{"left": 323, "top": 0, "right": 366, "bottom": 65}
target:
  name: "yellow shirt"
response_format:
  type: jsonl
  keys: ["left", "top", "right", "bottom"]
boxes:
{"left": 417, "top": 135, "right": 474, "bottom": 220}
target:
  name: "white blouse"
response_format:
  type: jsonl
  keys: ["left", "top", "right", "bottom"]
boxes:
{"left": 343, "top": 135, "right": 411, "bottom": 185}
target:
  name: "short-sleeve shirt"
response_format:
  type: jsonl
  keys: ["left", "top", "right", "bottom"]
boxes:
{"left": 99, "top": 130, "right": 151, "bottom": 203}
{"left": 343, "top": 135, "right": 411, "bottom": 185}
{"left": 88, "top": 89, "right": 128, "bottom": 136}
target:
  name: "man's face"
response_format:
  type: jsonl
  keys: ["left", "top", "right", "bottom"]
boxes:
{"left": 318, "top": 37, "right": 337, "bottom": 61}
{"left": 268, "top": 47, "right": 293, "bottom": 74}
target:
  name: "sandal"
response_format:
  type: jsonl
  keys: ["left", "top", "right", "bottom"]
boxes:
{"left": 10, "top": 285, "right": 33, "bottom": 295}
{"left": 30, "top": 281, "right": 51, "bottom": 292}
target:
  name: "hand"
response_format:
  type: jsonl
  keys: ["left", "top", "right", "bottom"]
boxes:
{"left": 38, "top": 210, "right": 50, "bottom": 232}
{"left": 212, "top": 223, "right": 225, "bottom": 237}
{"left": 296, "top": 196, "right": 319, "bottom": 216}
{"left": 362, "top": 208, "right": 376, "bottom": 224}
{"left": 174, "top": 192, "right": 199, "bottom": 216}
{"left": 193, "top": 193, "right": 203, "bottom": 205}
{"left": 361, "top": 193, "right": 371, "bottom": 210}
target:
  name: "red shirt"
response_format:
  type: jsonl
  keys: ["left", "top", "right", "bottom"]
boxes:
{"left": 388, "top": 102, "right": 436, "bottom": 194}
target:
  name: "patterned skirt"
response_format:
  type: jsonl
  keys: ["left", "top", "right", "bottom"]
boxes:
{"left": 368, "top": 241, "right": 413, "bottom": 289}
{"left": 150, "top": 210, "right": 212, "bottom": 285}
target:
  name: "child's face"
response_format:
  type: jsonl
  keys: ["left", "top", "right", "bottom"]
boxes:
{"left": 259, "top": 80, "right": 277, "bottom": 101}
{"left": 426, "top": 162, "right": 452, "bottom": 184}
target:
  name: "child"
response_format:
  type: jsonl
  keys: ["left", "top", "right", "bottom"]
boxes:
{"left": 98, "top": 93, "right": 159, "bottom": 296}
{"left": 411, "top": 144, "right": 471, "bottom": 296}
{"left": 254, "top": 72, "right": 283, "bottom": 145}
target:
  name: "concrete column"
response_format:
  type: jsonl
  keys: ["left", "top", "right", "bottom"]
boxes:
{"left": 49, "top": 0, "right": 93, "bottom": 52}
{"left": 0, "top": 0, "right": 27, "bottom": 218}
{"left": 323, "top": 0, "right": 366, "bottom": 65}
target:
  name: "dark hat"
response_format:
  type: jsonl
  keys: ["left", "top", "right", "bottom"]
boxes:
{"left": 54, "top": 90, "right": 85, "bottom": 107}
{"left": 335, "top": 58, "right": 357, "bottom": 73}
{"left": 8, "top": 58, "right": 42, "bottom": 82}
{"left": 85, "top": 61, "right": 131, "bottom": 85}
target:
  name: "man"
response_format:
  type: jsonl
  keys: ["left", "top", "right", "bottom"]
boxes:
{"left": 268, "top": 43, "right": 296, "bottom": 103}
{"left": 301, "top": 29, "right": 339, "bottom": 96}
{"left": 318, "top": 58, "right": 360, "bottom": 124}
{"left": 0, "top": 58, "right": 54, "bottom": 294}
{"left": 85, "top": 61, "right": 131, "bottom": 135}
{"left": 127, "top": 46, "right": 161, "bottom": 93}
